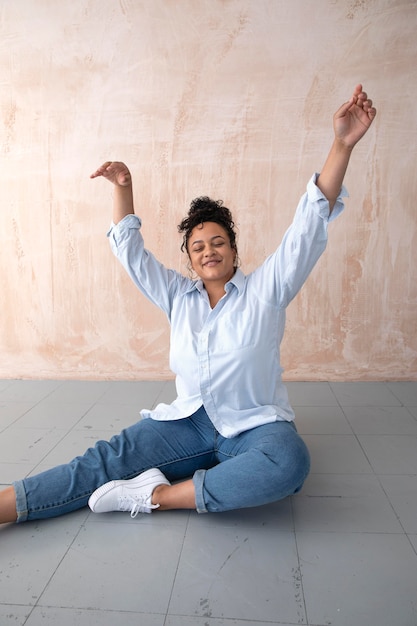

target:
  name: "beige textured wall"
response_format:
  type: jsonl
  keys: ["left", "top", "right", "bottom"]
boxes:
{"left": 1, "top": 0, "right": 416, "bottom": 381}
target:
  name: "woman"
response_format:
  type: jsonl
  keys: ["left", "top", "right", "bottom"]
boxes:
{"left": 0, "top": 85, "right": 376, "bottom": 523}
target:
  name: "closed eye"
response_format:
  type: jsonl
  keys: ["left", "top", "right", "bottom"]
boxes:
{"left": 190, "top": 235, "right": 227, "bottom": 252}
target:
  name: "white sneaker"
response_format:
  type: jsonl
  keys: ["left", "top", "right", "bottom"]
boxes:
{"left": 88, "top": 468, "right": 171, "bottom": 518}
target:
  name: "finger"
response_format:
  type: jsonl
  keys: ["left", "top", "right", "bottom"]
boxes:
{"left": 352, "top": 83, "right": 363, "bottom": 98}
{"left": 119, "top": 170, "right": 132, "bottom": 186}
{"left": 90, "top": 161, "right": 112, "bottom": 178}
{"left": 334, "top": 96, "right": 355, "bottom": 118}
{"left": 355, "top": 92, "right": 368, "bottom": 107}
{"left": 361, "top": 99, "right": 377, "bottom": 118}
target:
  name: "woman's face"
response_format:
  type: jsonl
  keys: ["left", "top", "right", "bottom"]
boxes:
{"left": 188, "top": 221, "right": 236, "bottom": 285}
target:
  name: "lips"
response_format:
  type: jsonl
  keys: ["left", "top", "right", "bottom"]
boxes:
{"left": 203, "top": 260, "right": 221, "bottom": 267}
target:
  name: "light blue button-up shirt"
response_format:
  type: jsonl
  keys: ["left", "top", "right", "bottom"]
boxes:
{"left": 108, "top": 174, "right": 347, "bottom": 437}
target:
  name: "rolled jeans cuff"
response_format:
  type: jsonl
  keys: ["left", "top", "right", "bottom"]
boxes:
{"left": 192, "top": 469, "right": 208, "bottom": 514}
{"left": 13, "top": 480, "right": 29, "bottom": 523}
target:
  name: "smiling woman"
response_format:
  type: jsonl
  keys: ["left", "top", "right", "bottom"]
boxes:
{"left": 0, "top": 85, "right": 377, "bottom": 525}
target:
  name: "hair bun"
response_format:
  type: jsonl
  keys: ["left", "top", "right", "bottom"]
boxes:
{"left": 188, "top": 196, "right": 224, "bottom": 216}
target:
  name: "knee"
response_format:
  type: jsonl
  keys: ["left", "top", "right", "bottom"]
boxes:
{"left": 261, "top": 431, "right": 311, "bottom": 496}
{"left": 286, "top": 439, "right": 310, "bottom": 493}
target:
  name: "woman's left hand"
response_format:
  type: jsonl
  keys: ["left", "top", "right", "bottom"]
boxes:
{"left": 333, "top": 84, "right": 377, "bottom": 149}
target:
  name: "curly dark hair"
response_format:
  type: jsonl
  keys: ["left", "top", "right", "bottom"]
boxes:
{"left": 177, "top": 196, "right": 238, "bottom": 254}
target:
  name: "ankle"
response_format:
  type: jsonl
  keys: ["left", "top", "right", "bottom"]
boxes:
{"left": 0, "top": 486, "right": 18, "bottom": 524}
{"left": 151, "top": 483, "right": 169, "bottom": 505}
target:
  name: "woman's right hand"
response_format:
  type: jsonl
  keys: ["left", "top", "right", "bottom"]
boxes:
{"left": 90, "top": 161, "right": 132, "bottom": 187}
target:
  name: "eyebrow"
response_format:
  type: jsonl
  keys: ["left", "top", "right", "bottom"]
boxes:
{"left": 190, "top": 235, "right": 226, "bottom": 247}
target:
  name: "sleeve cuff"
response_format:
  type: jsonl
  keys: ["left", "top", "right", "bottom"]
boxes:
{"left": 307, "top": 173, "right": 349, "bottom": 222}
{"left": 106, "top": 213, "right": 142, "bottom": 241}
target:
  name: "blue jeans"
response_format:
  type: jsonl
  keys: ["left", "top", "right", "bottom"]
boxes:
{"left": 13, "top": 406, "right": 310, "bottom": 522}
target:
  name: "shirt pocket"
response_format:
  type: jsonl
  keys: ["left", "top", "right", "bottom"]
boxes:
{"left": 211, "top": 311, "right": 258, "bottom": 354}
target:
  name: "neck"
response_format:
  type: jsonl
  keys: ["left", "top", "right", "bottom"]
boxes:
{"left": 205, "top": 284, "right": 226, "bottom": 308}
{"left": 203, "top": 269, "right": 236, "bottom": 308}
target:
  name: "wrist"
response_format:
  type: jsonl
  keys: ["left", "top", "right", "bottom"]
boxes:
{"left": 333, "top": 137, "right": 355, "bottom": 154}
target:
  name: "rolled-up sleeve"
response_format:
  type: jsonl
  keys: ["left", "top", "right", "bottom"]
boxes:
{"left": 306, "top": 173, "right": 348, "bottom": 222}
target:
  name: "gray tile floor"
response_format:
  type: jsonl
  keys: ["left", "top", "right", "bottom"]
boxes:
{"left": 1, "top": 379, "right": 417, "bottom": 626}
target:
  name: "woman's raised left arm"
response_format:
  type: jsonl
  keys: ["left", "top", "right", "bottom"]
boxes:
{"left": 317, "top": 84, "right": 377, "bottom": 214}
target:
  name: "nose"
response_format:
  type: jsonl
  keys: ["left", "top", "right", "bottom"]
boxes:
{"left": 204, "top": 246, "right": 216, "bottom": 257}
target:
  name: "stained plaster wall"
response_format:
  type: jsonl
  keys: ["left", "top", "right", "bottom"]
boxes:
{"left": 1, "top": 0, "right": 416, "bottom": 381}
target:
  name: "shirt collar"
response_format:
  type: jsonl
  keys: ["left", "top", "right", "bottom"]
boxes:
{"left": 182, "top": 268, "right": 246, "bottom": 296}
{"left": 227, "top": 268, "right": 245, "bottom": 294}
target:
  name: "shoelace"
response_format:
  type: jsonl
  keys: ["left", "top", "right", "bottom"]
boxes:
{"left": 118, "top": 495, "right": 160, "bottom": 518}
